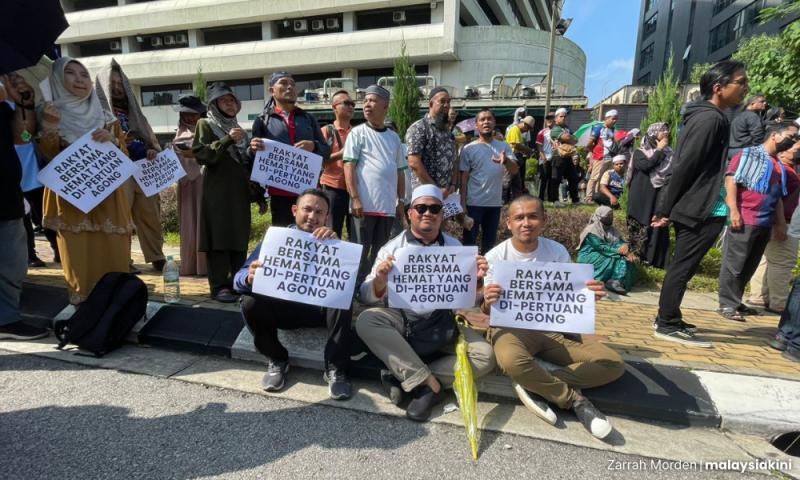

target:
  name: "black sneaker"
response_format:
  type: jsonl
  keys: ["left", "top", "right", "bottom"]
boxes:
{"left": 654, "top": 325, "right": 712, "bottom": 348}
{"left": 653, "top": 318, "right": 697, "bottom": 334}
{"left": 573, "top": 398, "right": 613, "bottom": 439}
{"left": 28, "top": 256, "right": 46, "bottom": 268}
{"left": 406, "top": 385, "right": 441, "bottom": 422}
{"left": 380, "top": 369, "right": 404, "bottom": 406}
{"left": 768, "top": 334, "right": 788, "bottom": 352}
{"left": 261, "top": 360, "right": 289, "bottom": 392}
{"left": 605, "top": 280, "right": 627, "bottom": 295}
{"left": 0, "top": 321, "right": 49, "bottom": 341}
{"left": 324, "top": 368, "right": 352, "bottom": 400}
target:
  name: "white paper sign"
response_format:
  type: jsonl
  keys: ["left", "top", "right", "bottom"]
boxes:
{"left": 252, "top": 227, "right": 363, "bottom": 310}
{"left": 388, "top": 246, "right": 479, "bottom": 313}
{"left": 489, "top": 262, "right": 595, "bottom": 334}
{"left": 442, "top": 192, "right": 464, "bottom": 218}
{"left": 36, "top": 131, "right": 138, "bottom": 214}
{"left": 132, "top": 149, "right": 187, "bottom": 197}
{"left": 250, "top": 139, "right": 323, "bottom": 195}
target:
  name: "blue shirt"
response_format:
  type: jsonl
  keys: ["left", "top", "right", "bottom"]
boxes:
{"left": 233, "top": 225, "right": 298, "bottom": 293}
{"left": 15, "top": 142, "right": 42, "bottom": 192}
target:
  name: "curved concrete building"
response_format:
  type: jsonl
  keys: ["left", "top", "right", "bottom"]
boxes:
{"left": 57, "top": 0, "right": 587, "bottom": 135}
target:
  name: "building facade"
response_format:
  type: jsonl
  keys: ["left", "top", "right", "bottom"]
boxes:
{"left": 58, "top": 0, "right": 587, "bottom": 136}
{"left": 632, "top": 0, "right": 799, "bottom": 85}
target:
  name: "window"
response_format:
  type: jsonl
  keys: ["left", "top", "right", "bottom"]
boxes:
{"left": 68, "top": 0, "right": 116, "bottom": 12}
{"left": 276, "top": 14, "right": 344, "bottom": 39}
{"left": 225, "top": 79, "right": 265, "bottom": 102}
{"left": 202, "top": 23, "right": 262, "bottom": 46}
{"left": 713, "top": 0, "right": 736, "bottom": 15}
{"left": 76, "top": 38, "right": 122, "bottom": 57}
{"left": 637, "top": 73, "right": 652, "bottom": 85}
{"left": 355, "top": 6, "right": 432, "bottom": 30}
{"left": 639, "top": 43, "right": 655, "bottom": 69}
{"left": 476, "top": 0, "right": 501, "bottom": 25}
{"left": 708, "top": 1, "right": 763, "bottom": 53}
{"left": 137, "top": 31, "right": 189, "bottom": 51}
{"left": 141, "top": 84, "right": 193, "bottom": 106}
{"left": 643, "top": 13, "right": 658, "bottom": 39}
{"left": 644, "top": 0, "right": 654, "bottom": 13}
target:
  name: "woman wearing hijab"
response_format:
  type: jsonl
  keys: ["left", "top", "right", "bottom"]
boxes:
{"left": 172, "top": 95, "right": 207, "bottom": 277}
{"left": 626, "top": 122, "right": 672, "bottom": 269}
{"left": 577, "top": 206, "right": 637, "bottom": 295}
{"left": 38, "top": 57, "right": 132, "bottom": 304}
{"left": 192, "top": 82, "right": 250, "bottom": 303}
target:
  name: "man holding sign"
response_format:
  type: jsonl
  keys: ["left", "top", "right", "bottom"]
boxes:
{"left": 233, "top": 189, "right": 354, "bottom": 400}
{"left": 482, "top": 195, "right": 624, "bottom": 440}
{"left": 356, "top": 185, "right": 495, "bottom": 422}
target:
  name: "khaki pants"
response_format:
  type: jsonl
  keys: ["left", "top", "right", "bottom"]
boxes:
{"left": 749, "top": 235, "right": 799, "bottom": 311}
{"left": 490, "top": 328, "right": 624, "bottom": 409}
{"left": 355, "top": 308, "right": 496, "bottom": 392}
{"left": 123, "top": 179, "right": 165, "bottom": 263}
{"left": 584, "top": 158, "right": 610, "bottom": 201}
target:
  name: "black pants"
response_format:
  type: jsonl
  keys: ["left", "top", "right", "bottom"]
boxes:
{"left": 269, "top": 195, "right": 296, "bottom": 227}
{"left": 240, "top": 294, "right": 352, "bottom": 370}
{"left": 321, "top": 185, "right": 350, "bottom": 239}
{"left": 592, "top": 192, "right": 620, "bottom": 209}
{"left": 657, "top": 217, "right": 725, "bottom": 326}
{"left": 22, "top": 188, "right": 58, "bottom": 260}
{"left": 538, "top": 161, "right": 551, "bottom": 201}
{"left": 548, "top": 155, "right": 579, "bottom": 203}
{"left": 351, "top": 215, "right": 394, "bottom": 285}
{"left": 718, "top": 225, "right": 772, "bottom": 309}
{"left": 207, "top": 250, "right": 247, "bottom": 294}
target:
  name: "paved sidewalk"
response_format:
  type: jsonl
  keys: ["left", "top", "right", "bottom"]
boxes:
{"left": 27, "top": 236, "right": 800, "bottom": 380}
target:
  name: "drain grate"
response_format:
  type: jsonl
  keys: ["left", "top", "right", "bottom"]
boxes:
{"left": 770, "top": 431, "right": 800, "bottom": 457}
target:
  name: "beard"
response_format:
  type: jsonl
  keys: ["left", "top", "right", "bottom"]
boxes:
{"left": 112, "top": 93, "right": 129, "bottom": 111}
{"left": 432, "top": 110, "right": 448, "bottom": 130}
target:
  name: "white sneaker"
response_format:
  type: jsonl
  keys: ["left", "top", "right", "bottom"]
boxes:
{"left": 513, "top": 383, "right": 557, "bottom": 425}
{"left": 573, "top": 398, "right": 613, "bottom": 439}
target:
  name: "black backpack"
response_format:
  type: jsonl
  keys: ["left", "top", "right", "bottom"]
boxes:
{"left": 55, "top": 272, "right": 148, "bottom": 357}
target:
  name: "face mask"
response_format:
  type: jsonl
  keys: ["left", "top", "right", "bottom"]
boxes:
{"left": 776, "top": 137, "right": 796, "bottom": 153}
{"left": 600, "top": 216, "right": 613, "bottom": 226}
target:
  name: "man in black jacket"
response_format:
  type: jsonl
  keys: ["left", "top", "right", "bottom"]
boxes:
{"left": 651, "top": 60, "right": 749, "bottom": 347}
{"left": 249, "top": 71, "right": 330, "bottom": 227}
{"left": 728, "top": 93, "right": 767, "bottom": 160}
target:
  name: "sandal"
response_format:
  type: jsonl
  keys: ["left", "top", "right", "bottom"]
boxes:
{"left": 718, "top": 308, "right": 746, "bottom": 322}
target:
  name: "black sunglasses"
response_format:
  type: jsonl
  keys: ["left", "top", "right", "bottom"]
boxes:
{"left": 335, "top": 100, "right": 356, "bottom": 107}
{"left": 412, "top": 204, "right": 443, "bottom": 215}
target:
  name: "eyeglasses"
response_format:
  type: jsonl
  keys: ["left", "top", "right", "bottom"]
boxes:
{"left": 412, "top": 204, "right": 443, "bottom": 215}
{"left": 334, "top": 100, "right": 355, "bottom": 108}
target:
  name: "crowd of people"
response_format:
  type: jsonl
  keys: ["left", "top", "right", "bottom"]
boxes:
{"left": 2, "top": 58, "right": 800, "bottom": 439}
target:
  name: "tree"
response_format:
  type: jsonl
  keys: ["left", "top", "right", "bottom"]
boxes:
{"left": 640, "top": 55, "right": 682, "bottom": 147}
{"left": 731, "top": 1, "right": 800, "bottom": 112}
{"left": 689, "top": 62, "right": 713, "bottom": 83}
{"left": 388, "top": 41, "right": 420, "bottom": 140}
{"left": 193, "top": 67, "right": 207, "bottom": 103}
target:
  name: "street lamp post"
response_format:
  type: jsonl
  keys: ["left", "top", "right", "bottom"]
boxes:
{"left": 543, "top": 0, "right": 560, "bottom": 117}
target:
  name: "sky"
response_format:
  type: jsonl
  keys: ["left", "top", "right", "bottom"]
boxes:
{"left": 561, "top": 0, "right": 642, "bottom": 106}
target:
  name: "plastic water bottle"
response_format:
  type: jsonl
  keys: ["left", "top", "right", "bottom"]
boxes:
{"left": 163, "top": 255, "right": 180, "bottom": 304}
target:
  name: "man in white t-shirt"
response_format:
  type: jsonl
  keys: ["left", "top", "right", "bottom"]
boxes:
{"left": 343, "top": 85, "right": 407, "bottom": 284}
{"left": 481, "top": 195, "right": 624, "bottom": 439}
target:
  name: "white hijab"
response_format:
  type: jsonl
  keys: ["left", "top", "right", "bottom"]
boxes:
{"left": 47, "top": 57, "right": 116, "bottom": 144}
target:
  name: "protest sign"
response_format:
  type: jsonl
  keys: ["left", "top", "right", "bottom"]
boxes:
{"left": 388, "top": 246, "right": 478, "bottom": 313}
{"left": 489, "top": 262, "right": 595, "bottom": 334}
{"left": 132, "top": 149, "right": 186, "bottom": 197}
{"left": 36, "top": 131, "right": 138, "bottom": 214}
{"left": 250, "top": 139, "right": 323, "bottom": 195}
{"left": 252, "top": 227, "right": 363, "bottom": 310}
{"left": 442, "top": 193, "right": 464, "bottom": 218}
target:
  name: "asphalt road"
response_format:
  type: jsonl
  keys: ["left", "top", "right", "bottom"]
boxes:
{"left": 0, "top": 350, "right": 768, "bottom": 480}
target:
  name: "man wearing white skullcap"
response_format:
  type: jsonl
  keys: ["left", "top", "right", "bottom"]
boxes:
{"left": 585, "top": 109, "right": 620, "bottom": 203}
{"left": 355, "top": 184, "right": 496, "bottom": 422}
{"left": 548, "top": 108, "right": 581, "bottom": 203}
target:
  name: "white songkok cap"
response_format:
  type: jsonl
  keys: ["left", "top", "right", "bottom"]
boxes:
{"left": 605, "top": 109, "right": 619, "bottom": 118}
{"left": 411, "top": 184, "right": 444, "bottom": 204}
{"left": 555, "top": 107, "right": 568, "bottom": 116}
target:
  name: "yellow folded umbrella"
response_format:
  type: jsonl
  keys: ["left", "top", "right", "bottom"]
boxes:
{"left": 453, "top": 314, "right": 480, "bottom": 462}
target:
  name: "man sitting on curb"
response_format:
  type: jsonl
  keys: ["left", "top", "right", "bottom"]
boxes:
{"left": 356, "top": 184, "right": 496, "bottom": 422}
{"left": 481, "top": 195, "right": 625, "bottom": 440}
{"left": 233, "top": 189, "right": 353, "bottom": 400}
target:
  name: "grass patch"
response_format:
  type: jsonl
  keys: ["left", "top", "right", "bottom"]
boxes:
{"left": 164, "top": 231, "right": 181, "bottom": 247}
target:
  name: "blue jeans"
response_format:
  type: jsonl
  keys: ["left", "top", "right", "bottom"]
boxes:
{"left": 0, "top": 219, "right": 27, "bottom": 326}
{"left": 778, "top": 277, "right": 800, "bottom": 354}
{"left": 463, "top": 206, "right": 501, "bottom": 254}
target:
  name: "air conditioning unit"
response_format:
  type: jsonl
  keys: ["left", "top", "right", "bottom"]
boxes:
{"left": 519, "top": 86, "right": 536, "bottom": 98}
{"left": 293, "top": 19, "right": 308, "bottom": 32}
{"left": 464, "top": 86, "right": 479, "bottom": 99}
{"left": 392, "top": 11, "right": 406, "bottom": 23}
{"left": 109, "top": 40, "right": 122, "bottom": 51}
{"left": 326, "top": 18, "right": 340, "bottom": 29}
{"left": 150, "top": 37, "right": 163, "bottom": 47}
{"left": 163, "top": 35, "right": 176, "bottom": 46}
{"left": 630, "top": 88, "right": 650, "bottom": 104}
{"left": 311, "top": 19, "right": 325, "bottom": 31}
{"left": 176, "top": 33, "right": 188, "bottom": 44}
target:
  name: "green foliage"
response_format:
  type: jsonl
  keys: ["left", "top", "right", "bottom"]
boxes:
{"left": 387, "top": 41, "right": 420, "bottom": 140}
{"left": 159, "top": 186, "right": 179, "bottom": 233}
{"left": 525, "top": 157, "right": 538, "bottom": 181}
{"left": 689, "top": 62, "right": 713, "bottom": 83}
{"left": 193, "top": 67, "right": 207, "bottom": 103}
{"left": 733, "top": 31, "right": 800, "bottom": 113}
{"left": 640, "top": 55, "right": 682, "bottom": 147}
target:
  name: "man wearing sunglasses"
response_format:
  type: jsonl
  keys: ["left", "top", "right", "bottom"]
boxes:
{"left": 355, "top": 184, "right": 496, "bottom": 422}
{"left": 320, "top": 90, "right": 354, "bottom": 238}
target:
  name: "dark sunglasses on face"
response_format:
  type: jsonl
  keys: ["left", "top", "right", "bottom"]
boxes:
{"left": 335, "top": 100, "right": 356, "bottom": 107}
{"left": 412, "top": 204, "right": 443, "bottom": 215}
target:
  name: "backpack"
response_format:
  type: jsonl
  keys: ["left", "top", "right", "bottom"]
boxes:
{"left": 54, "top": 272, "right": 148, "bottom": 357}
{"left": 324, "top": 123, "right": 343, "bottom": 150}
